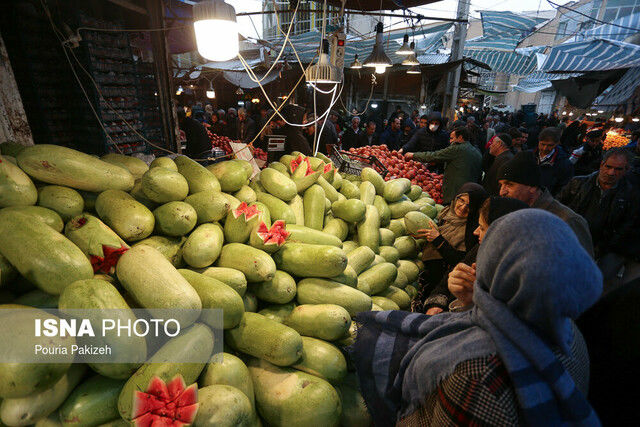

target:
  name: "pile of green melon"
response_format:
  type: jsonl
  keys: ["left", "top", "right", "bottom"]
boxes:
{"left": 0, "top": 141, "right": 442, "bottom": 427}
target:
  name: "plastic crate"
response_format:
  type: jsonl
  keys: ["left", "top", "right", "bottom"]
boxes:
{"left": 329, "top": 146, "right": 388, "bottom": 178}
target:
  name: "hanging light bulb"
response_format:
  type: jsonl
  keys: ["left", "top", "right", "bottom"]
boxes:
{"left": 206, "top": 82, "right": 216, "bottom": 99}
{"left": 402, "top": 42, "right": 419, "bottom": 66}
{"left": 396, "top": 34, "right": 413, "bottom": 55}
{"left": 371, "top": 103, "right": 379, "bottom": 109}
{"left": 350, "top": 54, "right": 363, "bottom": 69}
{"left": 193, "top": 0, "right": 239, "bottom": 61}
{"left": 364, "top": 22, "right": 392, "bottom": 73}
{"left": 632, "top": 117, "right": 639, "bottom": 122}
{"left": 175, "top": 85, "right": 184, "bottom": 96}
{"left": 615, "top": 117, "right": 624, "bottom": 123}
{"left": 407, "top": 66, "right": 420, "bottom": 74}
{"left": 306, "top": 39, "right": 341, "bottom": 84}
{"left": 597, "top": 110, "right": 604, "bottom": 114}
{"left": 235, "top": 87, "right": 244, "bottom": 96}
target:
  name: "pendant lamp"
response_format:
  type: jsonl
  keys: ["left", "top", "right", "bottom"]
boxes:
{"left": 194, "top": 0, "right": 239, "bottom": 61}
{"left": 306, "top": 39, "right": 342, "bottom": 84}
{"left": 350, "top": 54, "right": 363, "bottom": 69}
{"left": 364, "top": 22, "right": 392, "bottom": 73}
{"left": 397, "top": 34, "right": 413, "bottom": 55}
{"left": 402, "top": 42, "right": 419, "bottom": 66}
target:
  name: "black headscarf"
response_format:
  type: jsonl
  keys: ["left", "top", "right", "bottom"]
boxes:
{"left": 454, "top": 182, "right": 488, "bottom": 251}
{"left": 484, "top": 196, "right": 529, "bottom": 225}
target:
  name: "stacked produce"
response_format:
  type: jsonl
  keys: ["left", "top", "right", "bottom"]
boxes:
{"left": 207, "top": 133, "right": 235, "bottom": 156}
{"left": 603, "top": 130, "right": 630, "bottom": 150}
{"left": 345, "top": 145, "right": 444, "bottom": 204}
{"left": 0, "top": 142, "right": 442, "bottom": 426}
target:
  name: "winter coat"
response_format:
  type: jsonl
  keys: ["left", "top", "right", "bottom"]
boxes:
{"left": 402, "top": 112, "right": 449, "bottom": 153}
{"left": 379, "top": 128, "right": 402, "bottom": 150}
{"left": 558, "top": 172, "right": 640, "bottom": 258}
{"left": 341, "top": 126, "right": 361, "bottom": 150}
{"left": 413, "top": 142, "right": 483, "bottom": 203}
{"left": 237, "top": 117, "right": 257, "bottom": 144}
{"left": 532, "top": 188, "right": 594, "bottom": 256}
{"left": 357, "top": 131, "right": 379, "bottom": 148}
{"left": 569, "top": 144, "right": 603, "bottom": 176}
{"left": 533, "top": 147, "right": 574, "bottom": 195}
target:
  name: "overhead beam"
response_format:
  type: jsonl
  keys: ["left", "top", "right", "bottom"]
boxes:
{"left": 107, "top": 0, "right": 147, "bottom": 15}
{"left": 237, "top": 9, "right": 467, "bottom": 23}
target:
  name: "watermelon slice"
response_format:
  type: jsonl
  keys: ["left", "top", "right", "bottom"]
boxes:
{"left": 232, "top": 202, "right": 260, "bottom": 221}
{"left": 290, "top": 155, "right": 305, "bottom": 173}
{"left": 132, "top": 375, "right": 198, "bottom": 427}
{"left": 89, "top": 244, "right": 129, "bottom": 274}
{"left": 253, "top": 220, "right": 290, "bottom": 251}
{"left": 323, "top": 163, "right": 333, "bottom": 174}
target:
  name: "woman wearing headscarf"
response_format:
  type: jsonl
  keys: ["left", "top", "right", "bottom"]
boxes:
{"left": 422, "top": 196, "right": 529, "bottom": 314}
{"left": 411, "top": 183, "right": 487, "bottom": 313}
{"left": 351, "top": 209, "right": 602, "bottom": 426}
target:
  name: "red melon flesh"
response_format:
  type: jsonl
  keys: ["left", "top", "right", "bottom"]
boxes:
{"left": 303, "top": 158, "right": 317, "bottom": 177}
{"left": 290, "top": 155, "right": 305, "bottom": 172}
{"left": 323, "top": 163, "right": 333, "bottom": 174}
{"left": 232, "top": 202, "right": 260, "bottom": 221}
{"left": 89, "top": 245, "right": 129, "bottom": 274}
{"left": 132, "top": 376, "right": 198, "bottom": 427}
{"left": 256, "top": 220, "right": 290, "bottom": 247}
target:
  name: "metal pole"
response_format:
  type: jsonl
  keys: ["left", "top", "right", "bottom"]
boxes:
{"left": 146, "top": 0, "right": 178, "bottom": 152}
{"left": 442, "top": 0, "right": 469, "bottom": 121}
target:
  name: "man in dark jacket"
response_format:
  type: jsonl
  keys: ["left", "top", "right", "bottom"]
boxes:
{"left": 569, "top": 130, "right": 604, "bottom": 176}
{"left": 558, "top": 148, "right": 639, "bottom": 272}
{"left": 237, "top": 108, "right": 257, "bottom": 144}
{"left": 498, "top": 151, "right": 594, "bottom": 255}
{"left": 224, "top": 108, "right": 238, "bottom": 140}
{"left": 177, "top": 109, "right": 211, "bottom": 160}
{"left": 482, "top": 133, "right": 514, "bottom": 195}
{"left": 533, "top": 127, "right": 574, "bottom": 195}
{"left": 342, "top": 116, "right": 361, "bottom": 150}
{"left": 400, "top": 113, "right": 449, "bottom": 153}
{"left": 405, "top": 127, "right": 482, "bottom": 203}
{"left": 379, "top": 117, "right": 402, "bottom": 150}
{"left": 357, "top": 121, "right": 379, "bottom": 147}
{"left": 281, "top": 104, "right": 312, "bottom": 156}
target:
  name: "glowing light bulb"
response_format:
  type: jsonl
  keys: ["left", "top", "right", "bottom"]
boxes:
{"left": 194, "top": 1, "right": 239, "bottom": 61}
{"left": 375, "top": 65, "right": 386, "bottom": 74}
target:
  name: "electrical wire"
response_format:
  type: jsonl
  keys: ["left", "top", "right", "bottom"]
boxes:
{"left": 547, "top": 0, "right": 640, "bottom": 32}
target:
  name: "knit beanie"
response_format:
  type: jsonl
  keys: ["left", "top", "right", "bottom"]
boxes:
{"left": 497, "top": 151, "right": 541, "bottom": 188}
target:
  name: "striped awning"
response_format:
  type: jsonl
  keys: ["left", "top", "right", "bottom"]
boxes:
{"left": 276, "top": 23, "right": 453, "bottom": 66}
{"left": 463, "top": 49, "right": 537, "bottom": 75}
{"left": 465, "top": 35, "right": 521, "bottom": 51}
{"left": 579, "top": 12, "right": 640, "bottom": 42}
{"left": 593, "top": 67, "right": 640, "bottom": 110}
{"left": 539, "top": 39, "right": 640, "bottom": 72}
{"left": 478, "top": 11, "right": 548, "bottom": 38}
{"left": 513, "top": 71, "right": 582, "bottom": 93}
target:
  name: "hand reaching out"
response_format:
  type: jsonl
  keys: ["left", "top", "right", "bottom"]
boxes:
{"left": 413, "top": 224, "right": 440, "bottom": 242}
{"left": 426, "top": 307, "right": 443, "bottom": 315}
{"left": 448, "top": 262, "right": 476, "bottom": 307}
{"left": 404, "top": 152, "right": 413, "bottom": 160}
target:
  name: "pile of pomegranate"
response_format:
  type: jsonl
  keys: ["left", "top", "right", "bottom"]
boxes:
{"left": 207, "top": 132, "right": 235, "bottom": 155}
{"left": 346, "top": 145, "right": 444, "bottom": 203}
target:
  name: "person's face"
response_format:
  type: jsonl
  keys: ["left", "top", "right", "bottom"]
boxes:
{"left": 352, "top": 119, "right": 360, "bottom": 129}
{"left": 473, "top": 214, "right": 489, "bottom": 244}
{"left": 419, "top": 118, "right": 428, "bottom": 128}
{"left": 239, "top": 112, "right": 246, "bottom": 121}
{"left": 489, "top": 138, "right": 504, "bottom": 156}
{"left": 383, "top": 120, "right": 388, "bottom": 127}
{"left": 392, "top": 118, "right": 401, "bottom": 131}
{"left": 211, "top": 115, "right": 218, "bottom": 123}
{"left": 450, "top": 132, "right": 463, "bottom": 144}
{"left": 429, "top": 120, "right": 440, "bottom": 132}
{"left": 330, "top": 114, "right": 338, "bottom": 123}
{"left": 454, "top": 194, "right": 470, "bottom": 218}
{"left": 499, "top": 180, "right": 535, "bottom": 205}
{"left": 538, "top": 139, "right": 557, "bottom": 157}
{"left": 367, "top": 123, "right": 376, "bottom": 135}
{"left": 598, "top": 155, "right": 628, "bottom": 189}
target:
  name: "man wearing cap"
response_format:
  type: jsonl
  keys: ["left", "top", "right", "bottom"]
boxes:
{"left": 498, "top": 151, "right": 594, "bottom": 255}
{"left": 482, "top": 133, "right": 514, "bottom": 196}
{"left": 558, "top": 148, "right": 639, "bottom": 279}
{"left": 342, "top": 116, "right": 362, "bottom": 150}
{"left": 569, "top": 130, "right": 604, "bottom": 176}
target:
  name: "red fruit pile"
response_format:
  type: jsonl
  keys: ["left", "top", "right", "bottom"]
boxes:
{"left": 347, "top": 145, "right": 444, "bottom": 203}
{"left": 208, "top": 132, "right": 234, "bottom": 155}
{"left": 252, "top": 147, "right": 267, "bottom": 161}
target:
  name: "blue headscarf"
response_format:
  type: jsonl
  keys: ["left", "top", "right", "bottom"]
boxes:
{"left": 351, "top": 209, "right": 602, "bottom": 426}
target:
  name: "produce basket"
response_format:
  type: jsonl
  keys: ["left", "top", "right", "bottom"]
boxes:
{"left": 329, "top": 146, "right": 389, "bottom": 178}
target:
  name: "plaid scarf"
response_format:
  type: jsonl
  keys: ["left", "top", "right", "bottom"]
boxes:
{"left": 351, "top": 209, "right": 602, "bottom": 426}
